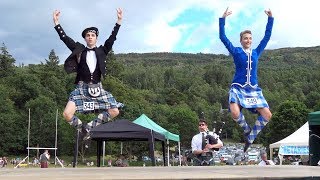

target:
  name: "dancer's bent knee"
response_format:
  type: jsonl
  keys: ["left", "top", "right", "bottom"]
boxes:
{"left": 264, "top": 111, "right": 272, "bottom": 121}
{"left": 258, "top": 108, "right": 272, "bottom": 121}
{"left": 231, "top": 111, "right": 240, "bottom": 120}
{"left": 63, "top": 111, "right": 74, "bottom": 122}
{"left": 63, "top": 101, "right": 77, "bottom": 122}
{"left": 108, "top": 108, "right": 119, "bottom": 118}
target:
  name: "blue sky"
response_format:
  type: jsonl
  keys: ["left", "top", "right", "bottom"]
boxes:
{"left": 169, "top": 8, "right": 214, "bottom": 53}
{"left": 0, "top": 0, "right": 319, "bottom": 64}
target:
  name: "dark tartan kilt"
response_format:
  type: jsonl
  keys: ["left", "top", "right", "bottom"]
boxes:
{"left": 68, "top": 81, "right": 124, "bottom": 113}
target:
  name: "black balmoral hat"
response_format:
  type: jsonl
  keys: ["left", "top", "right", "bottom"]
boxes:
{"left": 82, "top": 27, "right": 99, "bottom": 38}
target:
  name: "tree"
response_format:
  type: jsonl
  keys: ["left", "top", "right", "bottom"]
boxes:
{"left": 314, "top": 101, "right": 320, "bottom": 111}
{"left": 163, "top": 87, "right": 187, "bottom": 106}
{"left": 25, "top": 95, "right": 58, "bottom": 151}
{"left": 203, "top": 63, "right": 232, "bottom": 88}
{"left": 45, "top": 49, "right": 59, "bottom": 67}
{"left": 167, "top": 105, "right": 198, "bottom": 147}
{"left": 305, "top": 91, "right": 320, "bottom": 110}
{"left": 10, "top": 71, "right": 43, "bottom": 109}
{"left": 263, "top": 100, "right": 309, "bottom": 148}
{"left": 0, "top": 84, "right": 24, "bottom": 155}
{"left": 164, "top": 68, "right": 175, "bottom": 88}
{"left": 105, "top": 50, "right": 124, "bottom": 78}
{"left": 43, "top": 49, "right": 68, "bottom": 81}
{"left": 0, "top": 43, "right": 15, "bottom": 77}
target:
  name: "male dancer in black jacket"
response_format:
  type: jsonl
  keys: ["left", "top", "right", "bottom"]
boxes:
{"left": 53, "top": 8, "right": 124, "bottom": 142}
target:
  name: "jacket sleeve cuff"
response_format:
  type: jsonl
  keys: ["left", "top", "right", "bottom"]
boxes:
{"left": 54, "top": 24, "right": 67, "bottom": 39}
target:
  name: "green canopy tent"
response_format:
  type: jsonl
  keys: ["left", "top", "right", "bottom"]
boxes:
{"left": 133, "top": 114, "right": 181, "bottom": 166}
{"left": 308, "top": 111, "right": 320, "bottom": 166}
{"left": 308, "top": 111, "right": 320, "bottom": 126}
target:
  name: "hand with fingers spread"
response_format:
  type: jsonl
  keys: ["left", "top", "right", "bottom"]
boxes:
{"left": 264, "top": 9, "right": 272, "bottom": 17}
{"left": 222, "top": 7, "right": 232, "bottom": 18}
{"left": 53, "top": 10, "right": 60, "bottom": 26}
{"left": 116, "top": 8, "right": 123, "bottom": 25}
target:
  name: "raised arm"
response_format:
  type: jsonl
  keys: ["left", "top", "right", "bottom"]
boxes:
{"left": 53, "top": 10, "right": 77, "bottom": 51}
{"left": 219, "top": 7, "right": 236, "bottom": 55}
{"left": 255, "top": 9, "right": 274, "bottom": 56}
{"left": 103, "top": 8, "right": 123, "bottom": 53}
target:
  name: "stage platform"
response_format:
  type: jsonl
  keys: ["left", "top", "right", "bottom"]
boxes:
{"left": 0, "top": 165, "right": 319, "bottom": 179}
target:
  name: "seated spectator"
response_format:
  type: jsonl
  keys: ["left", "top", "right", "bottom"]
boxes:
{"left": 33, "top": 157, "right": 39, "bottom": 166}
{"left": 86, "top": 162, "right": 91, "bottom": 166}
{"left": 107, "top": 159, "right": 112, "bottom": 167}
{"left": 115, "top": 154, "right": 129, "bottom": 167}
{"left": 258, "top": 151, "right": 275, "bottom": 166}
{"left": 0, "top": 157, "right": 3, "bottom": 168}
{"left": 3, "top": 157, "right": 7, "bottom": 167}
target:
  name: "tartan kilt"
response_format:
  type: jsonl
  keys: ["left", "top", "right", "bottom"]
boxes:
{"left": 68, "top": 81, "right": 124, "bottom": 113}
{"left": 229, "top": 84, "right": 269, "bottom": 113}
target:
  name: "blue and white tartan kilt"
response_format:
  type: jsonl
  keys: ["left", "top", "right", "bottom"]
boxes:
{"left": 68, "top": 81, "right": 124, "bottom": 113}
{"left": 229, "top": 85, "right": 269, "bottom": 113}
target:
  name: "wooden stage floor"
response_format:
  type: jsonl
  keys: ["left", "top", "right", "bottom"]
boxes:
{"left": 0, "top": 165, "right": 319, "bottom": 180}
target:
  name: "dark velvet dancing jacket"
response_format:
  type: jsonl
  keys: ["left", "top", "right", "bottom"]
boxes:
{"left": 54, "top": 23, "right": 120, "bottom": 84}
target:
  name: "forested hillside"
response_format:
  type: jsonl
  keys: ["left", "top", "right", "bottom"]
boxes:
{"left": 0, "top": 43, "right": 319, "bottom": 157}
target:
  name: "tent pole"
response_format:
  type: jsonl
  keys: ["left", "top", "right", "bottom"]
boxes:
{"left": 120, "top": 142, "right": 123, "bottom": 154}
{"left": 54, "top": 109, "right": 58, "bottom": 166}
{"left": 148, "top": 130, "right": 156, "bottom": 166}
{"left": 97, "top": 140, "right": 102, "bottom": 167}
{"left": 102, "top": 141, "right": 105, "bottom": 166}
{"left": 162, "top": 141, "right": 165, "bottom": 166}
{"left": 28, "top": 108, "right": 31, "bottom": 166}
{"left": 178, "top": 141, "right": 181, "bottom": 166}
{"left": 279, "top": 154, "right": 283, "bottom": 165}
{"left": 167, "top": 139, "right": 170, "bottom": 166}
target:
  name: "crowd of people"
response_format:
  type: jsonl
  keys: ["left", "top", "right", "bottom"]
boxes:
{"left": 0, "top": 157, "right": 8, "bottom": 168}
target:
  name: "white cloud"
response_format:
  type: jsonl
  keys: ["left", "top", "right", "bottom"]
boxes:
{"left": 114, "top": 0, "right": 197, "bottom": 53}
{"left": 269, "top": 1, "right": 320, "bottom": 48}
{"left": 183, "top": 23, "right": 209, "bottom": 47}
{"left": 142, "top": 17, "right": 182, "bottom": 52}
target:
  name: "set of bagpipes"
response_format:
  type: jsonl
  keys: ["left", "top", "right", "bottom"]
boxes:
{"left": 206, "top": 120, "right": 225, "bottom": 151}
{"left": 202, "top": 112, "right": 226, "bottom": 151}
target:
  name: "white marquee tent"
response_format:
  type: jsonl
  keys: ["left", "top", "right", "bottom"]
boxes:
{"left": 269, "top": 122, "right": 309, "bottom": 162}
